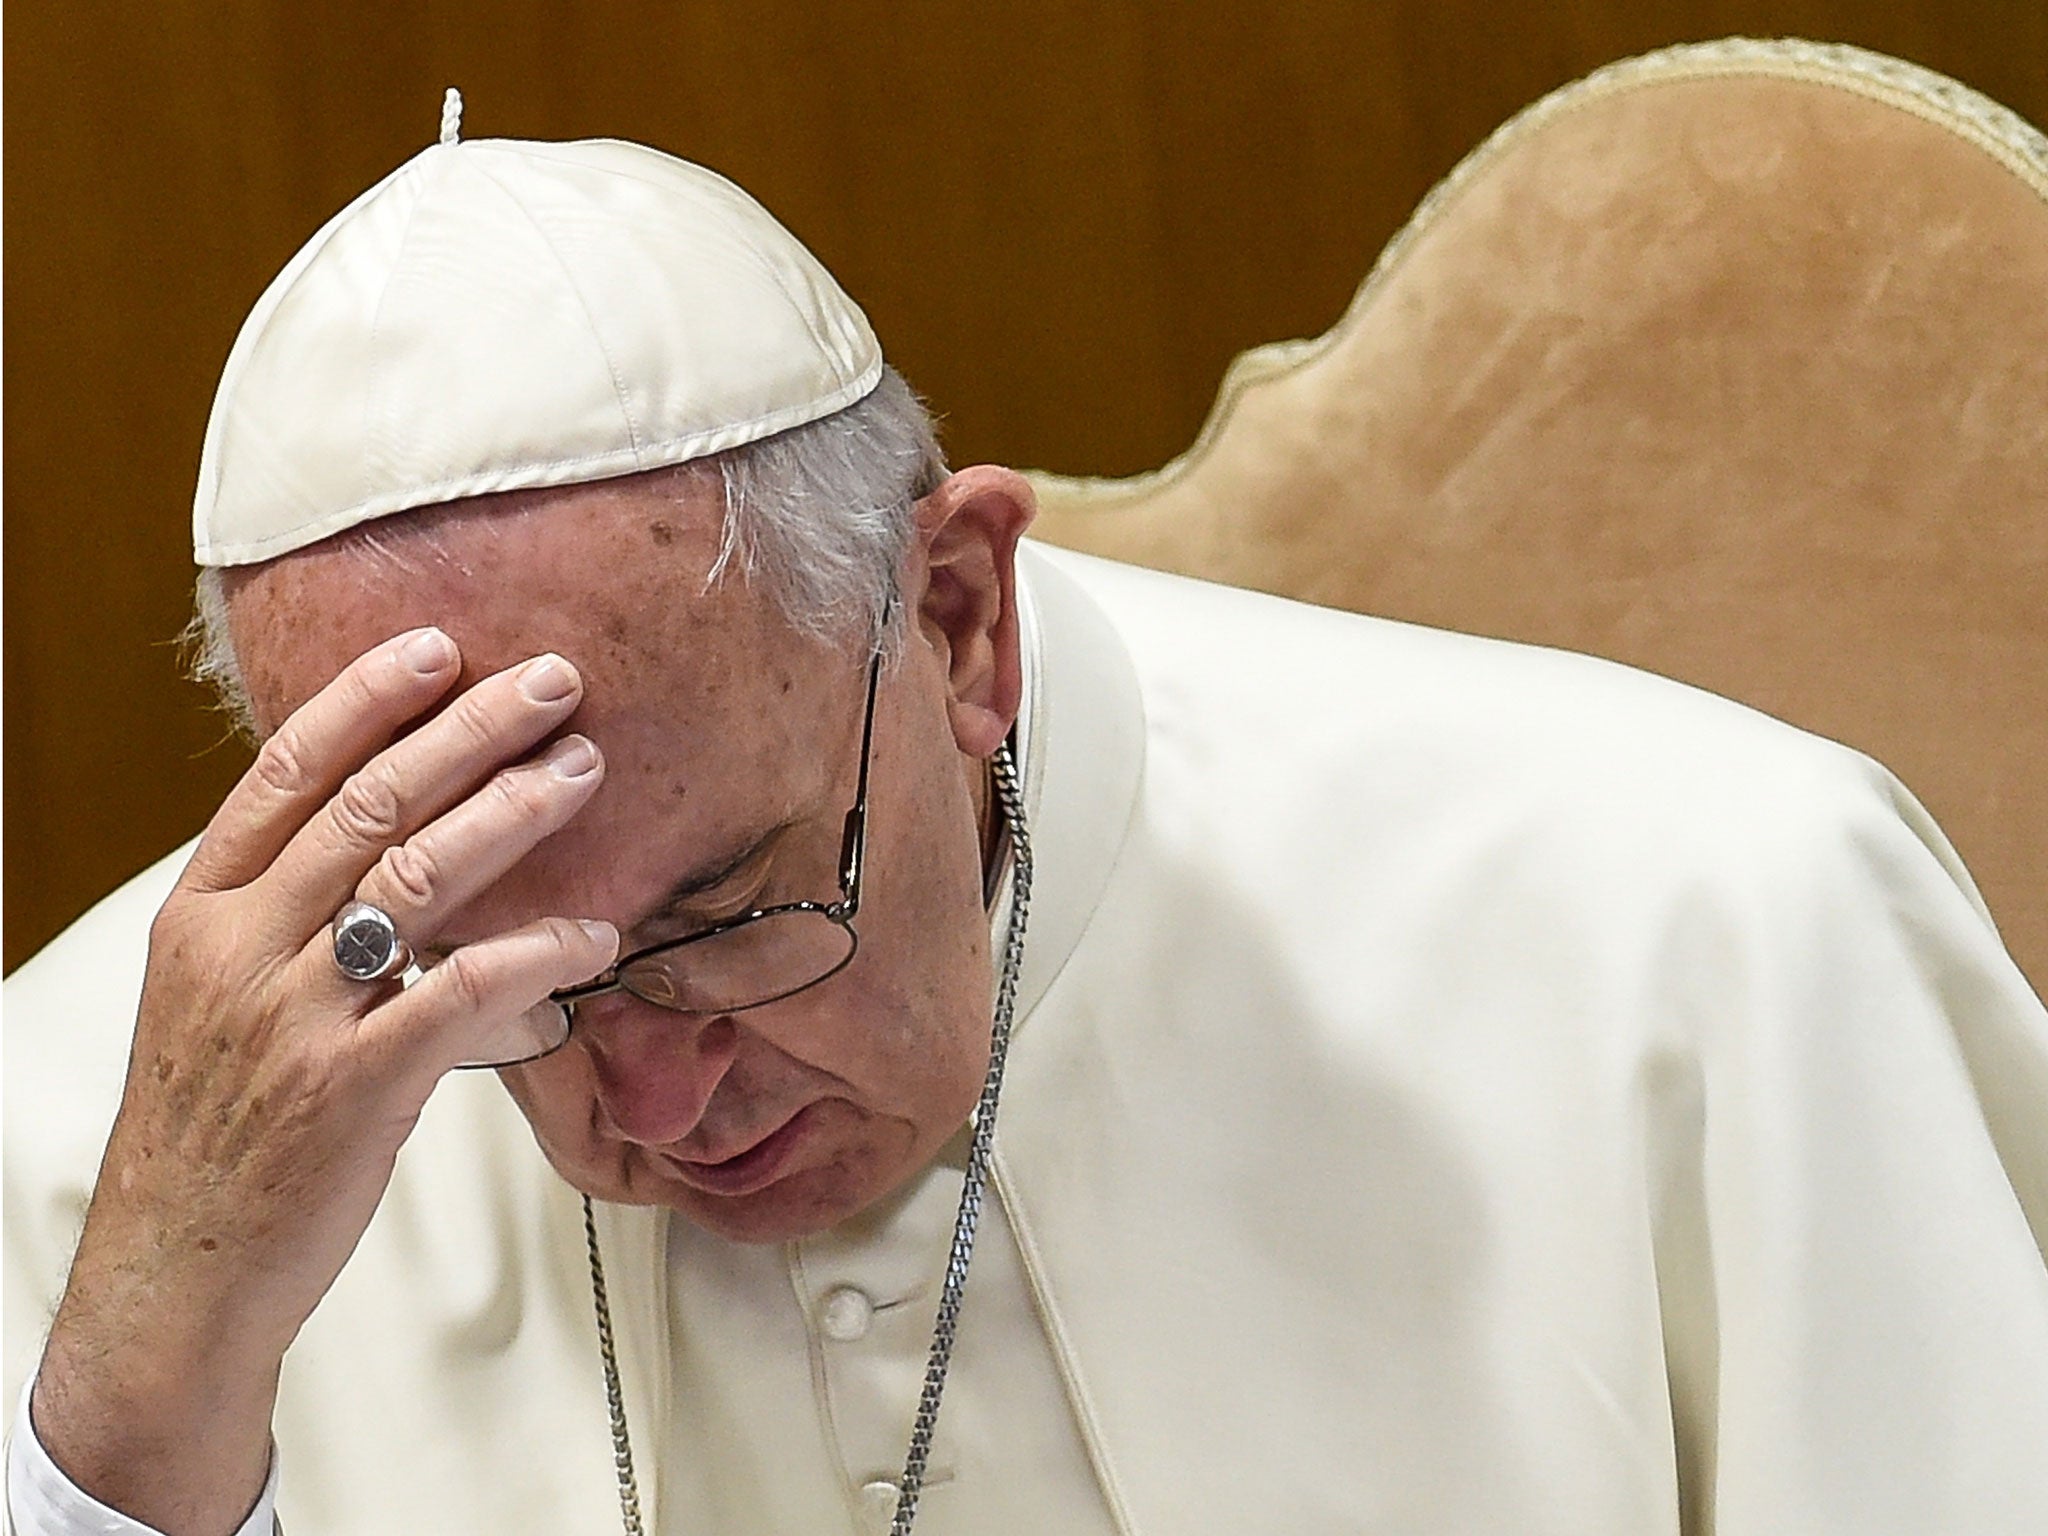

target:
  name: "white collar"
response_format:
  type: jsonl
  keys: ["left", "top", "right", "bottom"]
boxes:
{"left": 594, "top": 544, "right": 1152, "bottom": 1520}
{"left": 1006, "top": 541, "right": 1148, "bottom": 1027}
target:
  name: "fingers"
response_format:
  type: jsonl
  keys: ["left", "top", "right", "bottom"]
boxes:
{"left": 185, "top": 628, "right": 462, "bottom": 894}
{"left": 71, "top": 634, "right": 618, "bottom": 1488}
{"left": 354, "top": 734, "right": 606, "bottom": 940}
{"left": 251, "top": 652, "right": 588, "bottom": 938}
{"left": 175, "top": 628, "right": 617, "bottom": 1081}
{"left": 358, "top": 915, "right": 619, "bottom": 1079}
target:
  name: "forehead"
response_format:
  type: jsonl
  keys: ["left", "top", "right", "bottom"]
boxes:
{"left": 225, "top": 473, "right": 866, "bottom": 927}
{"left": 232, "top": 471, "right": 750, "bottom": 691}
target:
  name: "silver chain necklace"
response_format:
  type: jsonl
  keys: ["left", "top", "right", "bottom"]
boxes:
{"left": 583, "top": 738, "right": 1034, "bottom": 1536}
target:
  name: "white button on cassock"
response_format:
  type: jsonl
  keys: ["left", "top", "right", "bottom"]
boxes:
{"left": 819, "top": 1285, "right": 876, "bottom": 1342}
{"left": 859, "top": 1478, "right": 900, "bottom": 1530}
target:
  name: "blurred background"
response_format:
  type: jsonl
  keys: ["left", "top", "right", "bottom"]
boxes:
{"left": 7, "top": 0, "right": 2046, "bottom": 972}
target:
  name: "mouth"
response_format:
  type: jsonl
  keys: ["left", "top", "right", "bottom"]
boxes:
{"left": 662, "top": 1102, "right": 822, "bottom": 1198}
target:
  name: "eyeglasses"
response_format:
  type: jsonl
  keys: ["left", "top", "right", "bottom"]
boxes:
{"left": 473, "top": 643, "right": 883, "bottom": 1069}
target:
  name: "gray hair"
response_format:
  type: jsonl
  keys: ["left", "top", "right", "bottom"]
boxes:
{"left": 187, "top": 365, "right": 946, "bottom": 739}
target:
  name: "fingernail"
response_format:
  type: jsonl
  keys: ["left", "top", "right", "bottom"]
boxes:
{"left": 401, "top": 628, "right": 455, "bottom": 674}
{"left": 545, "top": 735, "right": 600, "bottom": 780}
{"left": 519, "top": 654, "right": 578, "bottom": 703}
{"left": 577, "top": 919, "right": 620, "bottom": 956}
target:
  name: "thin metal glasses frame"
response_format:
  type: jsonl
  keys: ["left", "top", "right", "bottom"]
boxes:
{"left": 544, "top": 641, "right": 884, "bottom": 1025}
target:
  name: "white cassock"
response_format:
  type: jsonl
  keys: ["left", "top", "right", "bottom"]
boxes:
{"left": 8, "top": 542, "right": 2048, "bottom": 1535}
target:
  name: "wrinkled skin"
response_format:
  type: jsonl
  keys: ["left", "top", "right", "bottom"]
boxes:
{"left": 32, "top": 464, "right": 1032, "bottom": 1533}
{"left": 234, "top": 467, "right": 1029, "bottom": 1242}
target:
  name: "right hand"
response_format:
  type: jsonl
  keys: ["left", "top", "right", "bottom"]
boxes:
{"left": 31, "top": 626, "right": 620, "bottom": 1536}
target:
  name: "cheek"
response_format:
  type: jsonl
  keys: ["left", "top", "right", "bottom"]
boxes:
{"left": 496, "top": 1054, "right": 612, "bottom": 1180}
{"left": 833, "top": 907, "right": 990, "bottom": 1141}
{"left": 856, "top": 776, "right": 992, "bottom": 1059}
{"left": 872, "top": 700, "right": 993, "bottom": 946}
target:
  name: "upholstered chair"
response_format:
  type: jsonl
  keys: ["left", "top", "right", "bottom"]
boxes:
{"left": 1026, "top": 39, "right": 2048, "bottom": 1003}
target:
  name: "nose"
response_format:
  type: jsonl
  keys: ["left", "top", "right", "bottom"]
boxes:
{"left": 573, "top": 997, "right": 743, "bottom": 1147}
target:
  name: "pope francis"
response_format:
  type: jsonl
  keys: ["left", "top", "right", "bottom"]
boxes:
{"left": 7, "top": 104, "right": 2048, "bottom": 1536}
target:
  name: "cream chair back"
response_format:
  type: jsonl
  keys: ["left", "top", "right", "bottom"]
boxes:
{"left": 1027, "top": 40, "right": 2048, "bottom": 1001}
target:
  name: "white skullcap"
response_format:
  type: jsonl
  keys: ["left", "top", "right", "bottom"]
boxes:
{"left": 192, "top": 98, "right": 882, "bottom": 566}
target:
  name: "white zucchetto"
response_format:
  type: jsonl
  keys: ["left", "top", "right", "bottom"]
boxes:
{"left": 192, "top": 110, "right": 882, "bottom": 566}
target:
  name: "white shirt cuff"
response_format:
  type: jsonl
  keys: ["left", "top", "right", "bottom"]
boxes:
{"left": 7, "top": 1377, "right": 279, "bottom": 1536}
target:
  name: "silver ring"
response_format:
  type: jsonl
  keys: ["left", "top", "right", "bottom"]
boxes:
{"left": 331, "top": 900, "right": 412, "bottom": 982}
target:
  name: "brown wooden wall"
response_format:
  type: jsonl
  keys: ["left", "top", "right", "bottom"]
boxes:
{"left": 7, "top": 1, "right": 2046, "bottom": 972}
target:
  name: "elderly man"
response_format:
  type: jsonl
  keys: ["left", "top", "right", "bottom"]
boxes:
{"left": 8, "top": 110, "right": 2048, "bottom": 1536}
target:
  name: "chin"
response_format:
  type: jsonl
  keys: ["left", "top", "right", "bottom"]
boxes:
{"left": 523, "top": 1108, "right": 925, "bottom": 1244}
{"left": 660, "top": 1148, "right": 909, "bottom": 1243}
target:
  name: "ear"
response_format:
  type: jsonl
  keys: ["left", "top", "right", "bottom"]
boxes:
{"left": 909, "top": 465, "right": 1036, "bottom": 758}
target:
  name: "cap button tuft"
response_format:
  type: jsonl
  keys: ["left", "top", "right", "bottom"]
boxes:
{"left": 439, "top": 87, "right": 463, "bottom": 146}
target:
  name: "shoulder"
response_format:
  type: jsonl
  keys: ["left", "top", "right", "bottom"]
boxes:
{"left": 4, "top": 841, "right": 196, "bottom": 1401}
{"left": 6, "top": 839, "right": 197, "bottom": 1140}
{"left": 8, "top": 840, "right": 194, "bottom": 1009}
{"left": 1029, "top": 544, "right": 2001, "bottom": 953}
{"left": 8, "top": 838, "right": 195, "bottom": 1074}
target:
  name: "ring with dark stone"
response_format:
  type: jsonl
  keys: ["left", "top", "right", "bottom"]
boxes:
{"left": 331, "top": 900, "right": 412, "bottom": 983}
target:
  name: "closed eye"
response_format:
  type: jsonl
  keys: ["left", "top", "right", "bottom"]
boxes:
{"left": 639, "top": 841, "right": 788, "bottom": 941}
{"left": 675, "top": 867, "right": 775, "bottom": 930}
